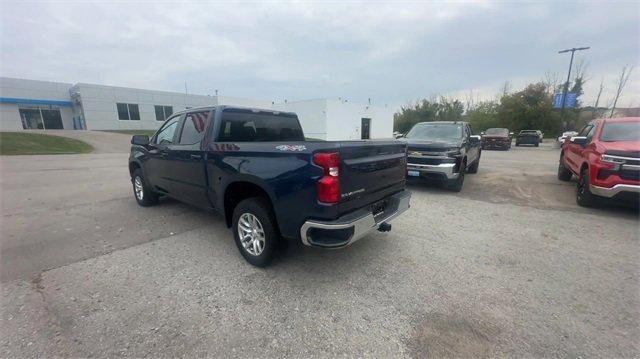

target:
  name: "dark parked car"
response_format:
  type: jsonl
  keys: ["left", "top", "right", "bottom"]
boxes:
{"left": 482, "top": 128, "right": 511, "bottom": 150}
{"left": 516, "top": 130, "right": 540, "bottom": 147}
{"left": 403, "top": 121, "right": 481, "bottom": 192}
{"left": 128, "top": 106, "right": 411, "bottom": 266}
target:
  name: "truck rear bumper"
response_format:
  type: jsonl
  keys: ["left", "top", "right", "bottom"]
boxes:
{"left": 407, "top": 162, "right": 459, "bottom": 180}
{"left": 590, "top": 183, "right": 640, "bottom": 198}
{"left": 300, "top": 190, "right": 411, "bottom": 248}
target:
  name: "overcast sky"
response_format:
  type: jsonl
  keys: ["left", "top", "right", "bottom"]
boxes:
{"left": 1, "top": 1, "right": 638, "bottom": 110}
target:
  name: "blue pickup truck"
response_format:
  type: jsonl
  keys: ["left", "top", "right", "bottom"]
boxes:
{"left": 129, "top": 106, "right": 411, "bottom": 266}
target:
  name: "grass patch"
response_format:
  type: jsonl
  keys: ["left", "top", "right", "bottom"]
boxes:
{"left": 101, "top": 130, "right": 156, "bottom": 137}
{"left": 0, "top": 132, "right": 94, "bottom": 155}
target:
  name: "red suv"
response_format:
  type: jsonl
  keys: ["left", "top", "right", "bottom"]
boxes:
{"left": 558, "top": 117, "right": 640, "bottom": 207}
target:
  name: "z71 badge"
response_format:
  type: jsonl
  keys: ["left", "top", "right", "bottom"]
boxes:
{"left": 276, "top": 145, "right": 306, "bottom": 152}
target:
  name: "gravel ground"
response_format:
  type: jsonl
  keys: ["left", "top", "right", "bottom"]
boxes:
{"left": 1, "top": 142, "right": 638, "bottom": 358}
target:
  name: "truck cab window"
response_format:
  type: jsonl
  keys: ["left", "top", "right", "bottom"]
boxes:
{"left": 218, "top": 109, "right": 304, "bottom": 142}
{"left": 155, "top": 116, "right": 180, "bottom": 145}
{"left": 180, "top": 111, "right": 211, "bottom": 145}
{"left": 578, "top": 124, "right": 593, "bottom": 137}
{"left": 585, "top": 125, "right": 596, "bottom": 142}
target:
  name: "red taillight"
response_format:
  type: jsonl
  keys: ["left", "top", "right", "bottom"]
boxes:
{"left": 313, "top": 152, "right": 340, "bottom": 204}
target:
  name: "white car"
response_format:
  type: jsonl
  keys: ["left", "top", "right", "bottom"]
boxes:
{"left": 557, "top": 131, "right": 578, "bottom": 144}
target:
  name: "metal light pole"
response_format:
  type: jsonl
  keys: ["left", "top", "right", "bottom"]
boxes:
{"left": 558, "top": 47, "right": 589, "bottom": 127}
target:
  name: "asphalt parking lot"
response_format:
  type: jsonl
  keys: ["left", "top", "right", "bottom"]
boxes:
{"left": 1, "top": 137, "right": 638, "bottom": 357}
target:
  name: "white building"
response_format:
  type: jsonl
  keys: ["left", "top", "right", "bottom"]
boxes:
{"left": 0, "top": 77, "right": 393, "bottom": 140}
{"left": 0, "top": 78, "right": 75, "bottom": 131}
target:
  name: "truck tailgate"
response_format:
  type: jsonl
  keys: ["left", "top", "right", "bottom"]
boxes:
{"left": 337, "top": 141, "right": 407, "bottom": 214}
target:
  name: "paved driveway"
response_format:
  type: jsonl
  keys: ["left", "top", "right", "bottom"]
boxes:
{"left": 1, "top": 143, "right": 638, "bottom": 357}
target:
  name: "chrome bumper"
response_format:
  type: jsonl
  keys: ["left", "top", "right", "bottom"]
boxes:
{"left": 300, "top": 190, "right": 411, "bottom": 248}
{"left": 407, "top": 162, "right": 459, "bottom": 179}
{"left": 590, "top": 184, "right": 640, "bottom": 198}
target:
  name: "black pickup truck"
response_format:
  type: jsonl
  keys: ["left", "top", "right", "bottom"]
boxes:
{"left": 403, "top": 121, "right": 482, "bottom": 191}
{"left": 129, "top": 106, "right": 411, "bottom": 266}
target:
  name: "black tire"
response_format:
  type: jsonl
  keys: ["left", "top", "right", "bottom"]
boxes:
{"left": 232, "top": 197, "right": 278, "bottom": 267}
{"left": 557, "top": 153, "right": 572, "bottom": 181}
{"left": 467, "top": 152, "right": 480, "bottom": 174}
{"left": 132, "top": 169, "right": 159, "bottom": 207}
{"left": 447, "top": 161, "right": 466, "bottom": 192}
{"left": 535, "top": 142, "right": 539, "bottom": 147}
{"left": 515, "top": 142, "right": 520, "bottom": 146}
{"left": 576, "top": 168, "right": 598, "bottom": 207}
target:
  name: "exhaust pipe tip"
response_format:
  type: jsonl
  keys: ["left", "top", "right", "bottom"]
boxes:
{"left": 377, "top": 222, "right": 392, "bottom": 232}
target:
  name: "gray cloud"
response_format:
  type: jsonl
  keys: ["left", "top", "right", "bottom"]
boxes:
{"left": 1, "top": 1, "right": 638, "bottom": 109}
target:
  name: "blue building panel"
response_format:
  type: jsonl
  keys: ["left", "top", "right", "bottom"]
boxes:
{"left": 0, "top": 97, "right": 73, "bottom": 107}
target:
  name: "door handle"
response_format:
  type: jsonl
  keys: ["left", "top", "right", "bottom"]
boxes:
{"left": 190, "top": 154, "right": 202, "bottom": 160}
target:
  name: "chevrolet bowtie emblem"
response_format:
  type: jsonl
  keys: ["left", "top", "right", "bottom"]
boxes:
{"left": 409, "top": 151, "right": 422, "bottom": 156}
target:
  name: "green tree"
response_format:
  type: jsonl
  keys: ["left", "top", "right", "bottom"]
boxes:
{"left": 465, "top": 101, "right": 500, "bottom": 132}
{"left": 497, "top": 82, "right": 562, "bottom": 135}
{"left": 394, "top": 97, "right": 464, "bottom": 133}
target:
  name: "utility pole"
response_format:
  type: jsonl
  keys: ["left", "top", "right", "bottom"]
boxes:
{"left": 558, "top": 47, "right": 589, "bottom": 127}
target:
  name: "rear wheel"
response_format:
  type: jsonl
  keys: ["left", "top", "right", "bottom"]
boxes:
{"left": 535, "top": 142, "right": 539, "bottom": 147}
{"left": 132, "top": 169, "right": 159, "bottom": 207}
{"left": 557, "top": 153, "right": 572, "bottom": 181}
{"left": 232, "top": 197, "right": 278, "bottom": 267}
{"left": 576, "top": 168, "right": 598, "bottom": 207}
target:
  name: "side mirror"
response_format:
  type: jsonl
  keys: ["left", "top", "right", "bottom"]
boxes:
{"left": 570, "top": 136, "right": 588, "bottom": 147}
{"left": 509, "top": 132, "right": 514, "bottom": 136}
{"left": 131, "top": 135, "right": 150, "bottom": 146}
{"left": 469, "top": 135, "right": 481, "bottom": 144}
{"left": 480, "top": 132, "right": 485, "bottom": 136}
{"left": 394, "top": 133, "right": 404, "bottom": 139}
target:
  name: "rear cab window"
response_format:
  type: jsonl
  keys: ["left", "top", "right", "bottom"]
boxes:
{"left": 217, "top": 109, "right": 304, "bottom": 142}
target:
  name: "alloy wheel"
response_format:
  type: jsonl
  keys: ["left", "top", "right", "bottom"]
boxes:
{"left": 237, "top": 213, "right": 266, "bottom": 256}
{"left": 134, "top": 176, "right": 144, "bottom": 200}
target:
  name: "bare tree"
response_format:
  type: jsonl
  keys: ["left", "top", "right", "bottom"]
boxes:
{"left": 543, "top": 71, "right": 560, "bottom": 95}
{"left": 465, "top": 89, "right": 473, "bottom": 112}
{"left": 573, "top": 60, "right": 590, "bottom": 84}
{"left": 500, "top": 81, "right": 511, "bottom": 98}
{"left": 592, "top": 79, "right": 605, "bottom": 119}
{"left": 465, "top": 89, "right": 481, "bottom": 112}
{"left": 593, "top": 79, "right": 605, "bottom": 108}
{"left": 609, "top": 65, "right": 634, "bottom": 118}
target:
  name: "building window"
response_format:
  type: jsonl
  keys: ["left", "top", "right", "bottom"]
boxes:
{"left": 116, "top": 103, "right": 140, "bottom": 121}
{"left": 154, "top": 105, "right": 173, "bottom": 121}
